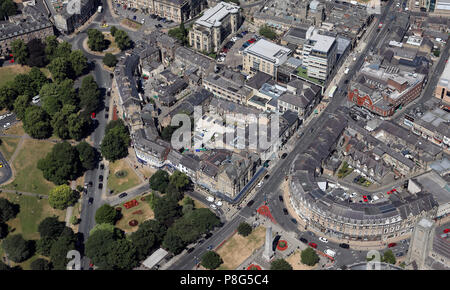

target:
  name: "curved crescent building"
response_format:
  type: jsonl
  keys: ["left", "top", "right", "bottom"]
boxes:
{"left": 288, "top": 111, "right": 439, "bottom": 243}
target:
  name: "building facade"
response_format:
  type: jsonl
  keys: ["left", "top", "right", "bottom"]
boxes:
{"left": 189, "top": 1, "right": 241, "bottom": 53}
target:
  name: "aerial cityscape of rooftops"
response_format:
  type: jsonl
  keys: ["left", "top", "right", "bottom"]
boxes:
{"left": 0, "top": 0, "right": 448, "bottom": 273}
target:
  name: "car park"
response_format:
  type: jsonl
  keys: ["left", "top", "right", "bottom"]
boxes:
{"left": 119, "top": 192, "right": 128, "bottom": 198}
{"left": 319, "top": 237, "right": 328, "bottom": 243}
{"left": 308, "top": 242, "right": 317, "bottom": 249}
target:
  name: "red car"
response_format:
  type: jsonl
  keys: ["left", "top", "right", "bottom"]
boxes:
{"left": 444, "top": 228, "right": 450, "bottom": 233}
{"left": 309, "top": 242, "right": 317, "bottom": 249}
{"left": 248, "top": 38, "right": 256, "bottom": 43}
{"left": 91, "top": 112, "right": 96, "bottom": 119}
{"left": 363, "top": 195, "right": 368, "bottom": 202}
{"left": 392, "top": 189, "right": 397, "bottom": 192}
{"left": 387, "top": 190, "right": 392, "bottom": 195}
{"left": 388, "top": 243, "right": 397, "bottom": 248}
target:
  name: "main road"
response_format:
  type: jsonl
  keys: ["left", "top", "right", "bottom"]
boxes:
{"left": 169, "top": 1, "right": 398, "bottom": 270}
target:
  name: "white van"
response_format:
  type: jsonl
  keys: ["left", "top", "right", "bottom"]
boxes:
{"left": 32, "top": 95, "right": 40, "bottom": 104}
{"left": 324, "top": 249, "right": 336, "bottom": 258}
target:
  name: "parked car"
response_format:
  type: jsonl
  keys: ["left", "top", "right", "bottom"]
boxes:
{"left": 319, "top": 237, "right": 328, "bottom": 243}
{"left": 100, "top": 163, "right": 104, "bottom": 170}
{"left": 281, "top": 153, "right": 288, "bottom": 159}
{"left": 207, "top": 245, "right": 213, "bottom": 250}
{"left": 264, "top": 174, "right": 270, "bottom": 180}
{"left": 187, "top": 247, "right": 195, "bottom": 253}
{"left": 278, "top": 195, "right": 283, "bottom": 202}
{"left": 299, "top": 237, "right": 308, "bottom": 244}
{"left": 98, "top": 183, "right": 103, "bottom": 189}
{"left": 282, "top": 208, "right": 288, "bottom": 215}
{"left": 444, "top": 228, "right": 450, "bottom": 233}
{"left": 119, "top": 192, "right": 128, "bottom": 198}
{"left": 247, "top": 200, "right": 255, "bottom": 207}
{"left": 99, "top": 175, "right": 103, "bottom": 182}
{"left": 291, "top": 218, "right": 297, "bottom": 224}
{"left": 339, "top": 243, "right": 350, "bottom": 249}
{"left": 308, "top": 242, "right": 318, "bottom": 249}
{"left": 88, "top": 197, "right": 94, "bottom": 204}
{"left": 395, "top": 252, "right": 404, "bottom": 257}
{"left": 388, "top": 243, "right": 397, "bottom": 248}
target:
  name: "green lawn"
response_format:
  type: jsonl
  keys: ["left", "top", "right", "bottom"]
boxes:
{"left": 337, "top": 161, "right": 354, "bottom": 179}
{"left": 296, "top": 67, "right": 325, "bottom": 86}
{"left": 0, "top": 137, "right": 21, "bottom": 162}
{"left": 2, "top": 139, "right": 55, "bottom": 195}
{"left": 0, "top": 192, "right": 65, "bottom": 269}
{"left": 0, "top": 65, "right": 32, "bottom": 87}
{"left": 107, "top": 159, "right": 141, "bottom": 194}
{"left": 115, "top": 193, "right": 154, "bottom": 233}
{"left": 0, "top": 192, "right": 66, "bottom": 240}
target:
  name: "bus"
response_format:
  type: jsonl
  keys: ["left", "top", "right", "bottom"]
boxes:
{"left": 328, "top": 85, "right": 338, "bottom": 98}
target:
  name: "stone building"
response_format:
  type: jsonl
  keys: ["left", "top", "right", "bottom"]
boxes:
{"left": 189, "top": 1, "right": 241, "bottom": 53}
{"left": 0, "top": 5, "right": 54, "bottom": 55}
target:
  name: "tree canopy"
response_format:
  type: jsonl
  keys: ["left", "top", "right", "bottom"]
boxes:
{"left": 237, "top": 222, "right": 252, "bottom": 237}
{"left": 300, "top": 247, "right": 319, "bottom": 266}
{"left": 100, "top": 119, "right": 130, "bottom": 162}
{"left": 149, "top": 170, "right": 170, "bottom": 193}
{"left": 22, "top": 106, "right": 52, "bottom": 139}
{"left": 103, "top": 53, "right": 118, "bottom": 67}
{"left": 26, "top": 38, "right": 48, "bottom": 67}
{"left": 78, "top": 75, "right": 100, "bottom": 113}
{"left": 38, "top": 216, "right": 66, "bottom": 239}
{"left": 382, "top": 250, "right": 396, "bottom": 265}
{"left": 95, "top": 204, "right": 119, "bottom": 225}
{"left": 47, "top": 184, "right": 79, "bottom": 210}
{"left": 76, "top": 141, "right": 97, "bottom": 170}
{"left": 0, "top": 197, "right": 19, "bottom": 222}
{"left": 38, "top": 141, "right": 83, "bottom": 185}
{"left": 87, "top": 29, "right": 107, "bottom": 52}
{"left": 201, "top": 251, "right": 223, "bottom": 270}
{"left": 270, "top": 258, "right": 293, "bottom": 270}
{"left": 11, "top": 39, "right": 28, "bottom": 65}
{"left": 1, "top": 234, "right": 34, "bottom": 263}
{"left": 30, "top": 258, "right": 52, "bottom": 270}
{"left": 169, "top": 170, "right": 190, "bottom": 191}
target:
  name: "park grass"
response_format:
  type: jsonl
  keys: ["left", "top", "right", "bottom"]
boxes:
{"left": 115, "top": 193, "right": 154, "bottom": 233}
{"left": 2, "top": 139, "right": 55, "bottom": 195}
{"left": 180, "top": 195, "right": 207, "bottom": 209}
{"left": 0, "top": 65, "right": 31, "bottom": 87}
{"left": 107, "top": 158, "right": 141, "bottom": 195}
{"left": 285, "top": 250, "right": 318, "bottom": 270}
{"left": 121, "top": 18, "right": 142, "bottom": 30}
{"left": 3, "top": 122, "right": 25, "bottom": 136}
{"left": 0, "top": 137, "right": 21, "bottom": 161}
{"left": 0, "top": 191, "right": 66, "bottom": 240}
{"left": 216, "top": 226, "right": 265, "bottom": 270}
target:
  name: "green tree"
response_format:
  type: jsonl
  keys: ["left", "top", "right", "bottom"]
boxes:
{"left": 135, "top": 219, "right": 167, "bottom": 244}
{"left": 0, "top": 0, "right": 17, "bottom": 20}
{"left": 105, "top": 239, "right": 139, "bottom": 270}
{"left": 48, "top": 184, "right": 79, "bottom": 210}
{"left": 55, "top": 41, "right": 72, "bottom": 59}
{"left": 382, "top": 250, "right": 396, "bottom": 265}
{"left": 130, "top": 225, "right": 156, "bottom": 260}
{"left": 259, "top": 25, "right": 277, "bottom": 40}
{"left": 1, "top": 234, "right": 34, "bottom": 263}
{"left": 100, "top": 120, "right": 130, "bottom": 162}
{"left": 13, "top": 95, "right": 31, "bottom": 120}
{"left": 95, "top": 204, "right": 119, "bottom": 225}
{"left": 30, "top": 258, "right": 52, "bottom": 270}
{"left": 36, "top": 236, "right": 55, "bottom": 256}
{"left": 149, "top": 170, "right": 169, "bottom": 193}
{"left": 169, "top": 170, "right": 190, "bottom": 191}
{"left": 23, "top": 106, "right": 52, "bottom": 139}
{"left": 300, "top": 247, "right": 319, "bottom": 266}
{"left": 76, "top": 141, "right": 97, "bottom": 171}
{"left": 87, "top": 29, "right": 107, "bottom": 52}
{"left": 110, "top": 26, "right": 118, "bottom": 37}
{"left": 166, "top": 183, "right": 183, "bottom": 202}
{"left": 51, "top": 104, "right": 77, "bottom": 139}
{"left": 26, "top": 38, "right": 48, "bottom": 68}
{"left": 0, "top": 222, "right": 8, "bottom": 239}
{"left": 89, "top": 223, "right": 116, "bottom": 236}
{"left": 0, "top": 197, "right": 19, "bottom": 222}
{"left": 37, "top": 141, "right": 83, "bottom": 184}
{"left": 103, "top": 53, "right": 118, "bottom": 67}
{"left": 67, "top": 113, "right": 91, "bottom": 140}
{"left": 270, "top": 258, "right": 293, "bottom": 270}
{"left": 11, "top": 39, "right": 28, "bottom": 65}
{"left": 49, "top": 227, "right": 77, "bottom": 270}
{"left": 12, "top": 73, "right": 34, "bottom": 97}
{"left": 38, "top": 216, "right": 66, "bottom": 239}
{"left": 114, "top": 30, "right": 132, "bottom": 51}
{"left": 40, "top": 80, "right": 78, "bottom": 116}
{"left": 28, "top": 67, "right": 49, "bottom": 94}
{"left": 237, "top": 222, "right": 252, "bottom": 237}
{"left": 0, "top": 82, "right": 19, "bottom": 110}
{"left": 44, "top": 35, "right": 59, "bottom": 60}
{"left": 69, "top": 50, "right": 88, "bottom": 77}
{"left": 162, "top": 230, "right": 185, "bottom": 255}
{"left": 48, "top": 57, "right": 72, "bottom": 82}
{"left": 147, "top": 191, "right": 160, "bottom": 210}
{"left": 153, "top": 195, "right": 181, "bottom": 227}
{"left": 201, "top": 251, "right": 222, "bottom": 269}
{"left": 78, "top": 75, "right": 100, "bottom": 113}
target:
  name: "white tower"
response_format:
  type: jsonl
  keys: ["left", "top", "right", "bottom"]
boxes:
{"left": 262, "top": 225, "right": 274, "bottom": 261}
